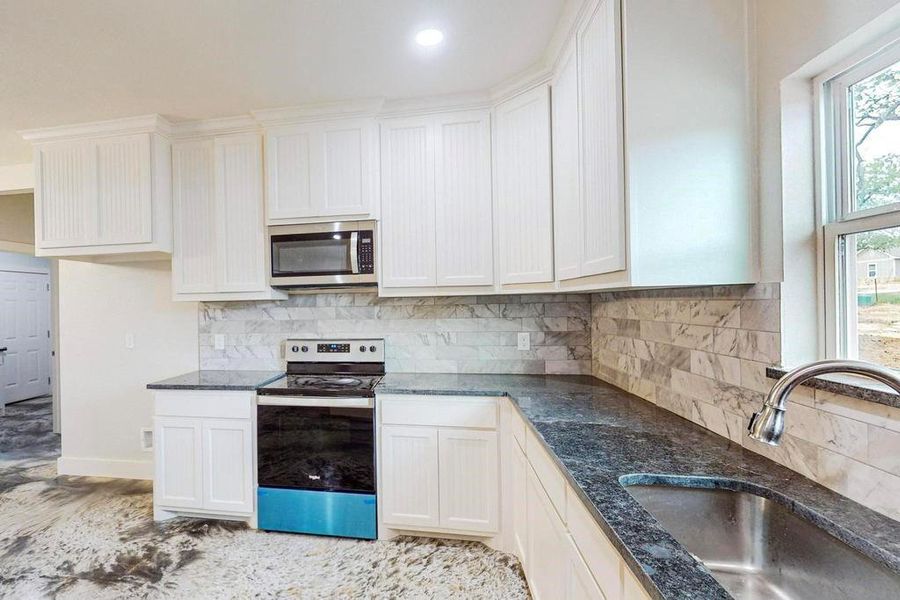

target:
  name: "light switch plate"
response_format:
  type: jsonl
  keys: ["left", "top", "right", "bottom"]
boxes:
{"left": 140, "top": 428, "right": 153, "bottom": 451}
{"left": 214, "top": 334, "right": 225, "bottom": 350}
{"left": 517, "top": 332, "right": 530, "bottom": 351}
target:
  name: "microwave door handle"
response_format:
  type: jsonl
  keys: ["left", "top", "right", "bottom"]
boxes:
{"left": 350, "top": 231, "right": 360, "bottom": 274}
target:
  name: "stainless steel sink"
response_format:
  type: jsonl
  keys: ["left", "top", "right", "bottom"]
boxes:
{"left": 625, "top": 483, "right": 900, "bottom": 599}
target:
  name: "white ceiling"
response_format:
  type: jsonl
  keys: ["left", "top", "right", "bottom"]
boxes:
{"left": 0, "top": 0, "right": 567, "bottom": 166}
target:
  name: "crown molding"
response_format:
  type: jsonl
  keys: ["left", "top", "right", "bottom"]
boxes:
{"left": 19, "top": 114, "right": 172, "bottom": 143}
{"left": 379, "top": 91, "right": 493, "bottom": 118}
{"left": 170, "top": 115, "right": 260, "bottom": 139}
{"left": 251, "top": 98, "right": 385, "bottom": 125}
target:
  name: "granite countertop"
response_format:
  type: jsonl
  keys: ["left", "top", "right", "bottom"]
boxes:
{"left": 376, "top": 373, "right": 900, "bottom": 600}
{"left": 147, "top": 370, "right": 284, "bottom": 391}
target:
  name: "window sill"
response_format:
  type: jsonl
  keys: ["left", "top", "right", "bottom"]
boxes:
{"left": 766, "top": 367, "right": 900, "bottom": 409}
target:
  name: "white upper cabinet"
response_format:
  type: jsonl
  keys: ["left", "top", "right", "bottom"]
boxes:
{"left": 434, "top": 112, "right": 494, "bottom": 286}
{"left": 577, "top": 0, "right": 625, "bottom": 277}
{"left": 380, "top": 117, "right": 436, "bottom": 288}
{"left": 23, "top": 115, "right": 173, "bottom": 259}
{"left": 380, "top": 110, "right": 493, "bottom": 289}
{"left": 494, "top": 85, "right": 554, "bottom": 284}
{"left": 172, "top": 132, "right": 284, "bottom": 301}
{"left": 552, "top": 45, "right": 582, "bottom": 282}
{"left": 264, "top": 118, "right": 377, "bottom": 222}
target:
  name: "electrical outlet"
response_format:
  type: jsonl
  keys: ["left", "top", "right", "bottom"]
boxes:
{"left": 214, "top": 334, "right": 225, "bottom": 350}
{"left": 140, "top": 428, "right": 153, "bottom": 451}
{"left": 125, "top": 332, "right": 135, "bottom": 349}
{"left": 517, "top": 332, "right": 530, "bottom": 351}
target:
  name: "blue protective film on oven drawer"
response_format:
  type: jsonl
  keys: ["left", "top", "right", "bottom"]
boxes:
{"left": 258, "top": 487, "right": 377, "bottom": 540}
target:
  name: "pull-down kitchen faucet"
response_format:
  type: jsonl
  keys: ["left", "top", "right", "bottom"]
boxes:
{"left": 748, "top": 359, "right": 900, "bottom": 446}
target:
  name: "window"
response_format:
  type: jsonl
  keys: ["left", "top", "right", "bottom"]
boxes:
{"left": 823, "top": 43, "right": 900, "bottom": 370}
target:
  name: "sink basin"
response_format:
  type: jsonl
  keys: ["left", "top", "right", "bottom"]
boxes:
{"left": 625, "top": 482, "right": 900, "bottom": 599}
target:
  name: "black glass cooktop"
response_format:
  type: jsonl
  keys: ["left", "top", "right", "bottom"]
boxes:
{"left": 257, "top": 374, "right": 382, "bottom": 397}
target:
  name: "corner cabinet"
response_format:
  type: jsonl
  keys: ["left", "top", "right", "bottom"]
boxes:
{"left": 264, "top": 118, "right": 378, "bottom": 223}
{"left": 379, "top": 111, "right": 493, "bottom": 289}
{"left": 377, "top": 394, "right": 500, "bottom": 537}
{"left": 153, "top": 390, "right": 255, "bottom": 522}
{"left": 171, "top": 133, "right": 285, "bottom": 301}
{"left": 22, "top": 115, "right": 173, "bottom": 260}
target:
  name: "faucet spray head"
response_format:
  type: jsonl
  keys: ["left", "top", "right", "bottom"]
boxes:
{"left": 748, "top": 404, "right": 785, "bottom": 446}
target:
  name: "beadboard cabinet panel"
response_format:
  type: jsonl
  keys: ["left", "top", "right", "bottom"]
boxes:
{"left": 215, "top": 134, "right": 267, "bottom": 292}
{"left": 154, "top": 416, "right": 204, "bottom": 510}
{"left": 551, "top": 45, "right": 582, "bottom": 282}
{"left": 494, "top": 85, "right": 554, "bottom": 284}
{"left": 380, "top": 424, "right": 441, "bottom": 528}
{"left": 172, "top": 140, "right": 217, "bottom": 294}
{"left": 34, "top": 142, "right": 93, "bottom": 248}
{"left": 202, "top": 418, "right": 254, "bottom": 514}
{"left": 434, "top": 112, "right": 494, "bottom": 286}
{"left": 265, "top": 118, "right": 376, "bottom": 222}
{"left": 94, "top": 134, "right": 153, "bottom": 245}
{"left": 577, "top": 0, "right": 626, "bottom": 277}
{"left": 437, "top": 428, "right": 499, "bottom": 533}
{"left": 379, "top": 119, "right": 437, "bottom": 288}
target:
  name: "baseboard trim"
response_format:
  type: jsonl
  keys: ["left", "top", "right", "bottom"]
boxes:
{"left": 57, "top": 456, "right": 153, "bottom": 480}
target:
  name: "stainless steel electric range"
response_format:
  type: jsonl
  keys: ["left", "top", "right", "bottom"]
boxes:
{"left": 256, "top": 338, "right": 384, "bottom": 540}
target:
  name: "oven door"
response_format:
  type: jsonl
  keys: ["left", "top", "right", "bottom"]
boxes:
{"left": 256, "top": 396, "right": 375, "bottom": 494}
{"left": 268, "top": 221, "right": 376, "bottom": 288}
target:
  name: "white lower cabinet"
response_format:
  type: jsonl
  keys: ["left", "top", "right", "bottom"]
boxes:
{"left": 381, "top": 425, "right": 441, "bottom": 529}
{"left": 526, "top": 464, "right": 570, "bottom": 599}
{"left": 510, "top": 435, "right": 529, "bottom": 564}
{"left": 566, "top": 534, "right": 606, "bottom": 600}
{"left": 153, "top": 391, "right": 255, "bottom": 521}
{"left": 378, "top": 395, "right": 499, "bottom": 536}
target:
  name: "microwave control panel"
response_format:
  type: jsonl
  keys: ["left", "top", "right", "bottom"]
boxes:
{"left": 358, "top": 231, "right": 375, "bottom": 274}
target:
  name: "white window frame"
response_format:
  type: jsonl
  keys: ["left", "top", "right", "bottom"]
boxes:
{"left": 817, "top": 38, "right": 900, "bottom": 363}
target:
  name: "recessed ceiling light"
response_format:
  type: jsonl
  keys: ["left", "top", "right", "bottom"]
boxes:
{"left": 415, "top": 28, "right": 444, "bottom": 47}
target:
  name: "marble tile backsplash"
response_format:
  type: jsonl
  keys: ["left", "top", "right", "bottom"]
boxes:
{"left": 199, "top": 292, "right": 592, "bottom": 375}
{"left": 591, "top": 283, "right": 900, "bottom": 521}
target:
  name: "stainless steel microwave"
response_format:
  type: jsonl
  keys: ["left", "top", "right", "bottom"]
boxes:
{"left": 268, "top": 221, "right": 376, "bottom": 289}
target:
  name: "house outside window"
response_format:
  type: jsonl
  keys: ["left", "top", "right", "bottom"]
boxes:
{"left": 822, "top": 41, "right": 900, "bottom": 370}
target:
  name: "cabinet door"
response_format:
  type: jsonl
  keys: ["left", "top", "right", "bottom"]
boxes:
{"left": 510, "top": 432, "right": 529, "bottom": 565}
{"left": 578, "top": 0, "right": 626, "bottom": 276}
{"left": 495, "top": 85, "right": 554, "bottom": 284}
{"left": 172, "top": 140, "right": 217, "bottom": 294}
{"left": 265, "top": 124, "right": 315, "bottom": 220}
{"left": 154, "top": 416, "right": 203, "bottom": 510}
{"left": 526, "top": 465, "right": 569, "bottom": 600}
{"left": 566, "top": 536, "right": 606, "bottom": 600}
{"left": 380, "top": 118, "right": 436, "bottom": 287}
{"left": 201, "top": 418, "right": 253, "bottom": 514}
{"left": 552, "top": 45, "right": 583, "bottom": 281}
{"left": 214, "top": 133, "right": 267, "bottom": 292}
{"left": 381, "top": 425, "right": 440, "bottom": 528}
{"left": 438, "top": 429, "right": 499, "bottom": 533}
{"left": 434, "top": 111, "right": 494, "bottom": 286}
{"left": 34, "top": 141, "right": 94, "bottom": 248}
{"left": 94, "top": 134, "right": 153, "bottom": 245}
{"left": 320, "top": 119, "right": 376, "bottom": 217}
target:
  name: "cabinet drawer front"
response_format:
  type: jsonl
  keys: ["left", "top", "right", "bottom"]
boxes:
{"left": 154, "top": 390, "right": 254, "bottom": 419}
{"left": 567, "top": 487, "right": 624, "bottom": 600}
{"left": 526, "top": 428, "right": 567, "bottom": 522}
{"left": 379, "top": 395, "right": 497, "bottom": 429}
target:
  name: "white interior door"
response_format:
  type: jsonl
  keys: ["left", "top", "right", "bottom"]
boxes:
{"left": 0, "top": 270, "right": 52, "bottom": 405}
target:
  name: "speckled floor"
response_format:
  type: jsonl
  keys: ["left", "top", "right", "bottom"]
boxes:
{"left": 0, "top": 398, "right": 529, "bottom": 599}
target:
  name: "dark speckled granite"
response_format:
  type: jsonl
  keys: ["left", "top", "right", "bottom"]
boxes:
{"left": 147, "top": 370, "right": 284, "bottom": 391}
{"left": 376, "top": 373, "right": 900, "bottom": 600}
{"left": 767, "top": 366, "right": 900, "bottom": 409}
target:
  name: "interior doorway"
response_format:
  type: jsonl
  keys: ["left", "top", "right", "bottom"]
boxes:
{"left": 0, "top": 251, "right": 52, "bottom": 408}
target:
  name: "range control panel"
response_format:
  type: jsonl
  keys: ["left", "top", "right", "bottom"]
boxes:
{"left": 285, "top": 338, "right": 384, "bottom": 363}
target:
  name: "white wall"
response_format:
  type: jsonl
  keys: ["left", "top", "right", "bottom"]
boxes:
{"left": 57, "top": 260, "right": 197, "bottom": 479}
{"left": 0, "top": 250, "right": 48, "bottom": 274}
{"left": 0, "top": 193, "right": 35, "bottom": 245}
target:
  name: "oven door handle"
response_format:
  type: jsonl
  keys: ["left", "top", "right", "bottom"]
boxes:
{"left": 257, "top": 396, "right": 374, "bottom": 408}
{"left": 349, "top": 231, "right": 360, "bottom": 274}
